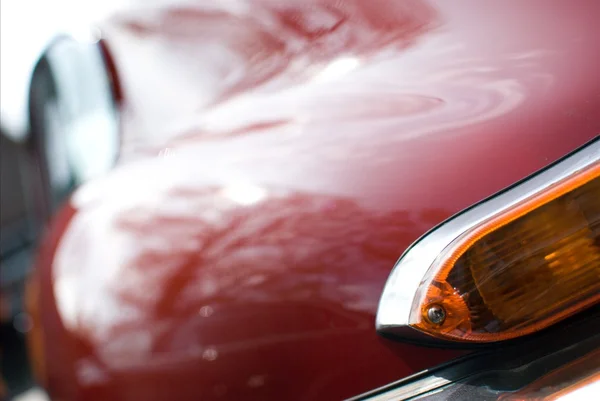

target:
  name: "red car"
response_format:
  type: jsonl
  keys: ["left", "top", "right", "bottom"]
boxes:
{"left": 13, "top": 0, "right": 600, "bottom": 400}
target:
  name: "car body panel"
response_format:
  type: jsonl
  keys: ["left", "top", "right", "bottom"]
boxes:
{"left": 33, "top": 0, "right": 600, "bottom": 400}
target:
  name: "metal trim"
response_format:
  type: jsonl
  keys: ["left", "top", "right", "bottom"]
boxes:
{"left": 354, "top": 307, "right": 600, "bottom": 401}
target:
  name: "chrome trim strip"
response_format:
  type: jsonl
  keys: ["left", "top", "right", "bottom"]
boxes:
{"left": 352, "top": 308, "right": 600, "bottom": 401}
{"left": 376, "top": 137, "right": 600, "bottom": 341}
{"left": 357, "top": 375, "right": 453, "bottom": 401}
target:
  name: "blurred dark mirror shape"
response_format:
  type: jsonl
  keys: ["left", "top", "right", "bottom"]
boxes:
{"left": 28, "top": 36, "right": 120, "bottom": 221}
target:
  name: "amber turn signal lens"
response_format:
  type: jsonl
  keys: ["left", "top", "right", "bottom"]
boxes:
{"left": 411, "top": 162, "right": 600, "bottom": 342}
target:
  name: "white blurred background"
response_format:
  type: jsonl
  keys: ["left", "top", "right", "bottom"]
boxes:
{"left": 0, "top": 0, "right": 132, "bottom": 141}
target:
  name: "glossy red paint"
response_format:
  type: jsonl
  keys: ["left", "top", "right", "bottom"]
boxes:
{"left": 32, "top": 1, "right": 600, "bottom": 400}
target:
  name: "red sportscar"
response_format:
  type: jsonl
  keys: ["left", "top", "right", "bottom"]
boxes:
{"left": 9, "top": 0, "right": 600, "bottom": 400}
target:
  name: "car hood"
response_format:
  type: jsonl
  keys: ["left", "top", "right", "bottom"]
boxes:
{"left": 36, "top": 1, "right": 599, "bottom": 400}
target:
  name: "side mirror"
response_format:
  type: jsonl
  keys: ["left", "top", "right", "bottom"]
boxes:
{"left": 28, "top": 36, "right": 120, "bottom": 221}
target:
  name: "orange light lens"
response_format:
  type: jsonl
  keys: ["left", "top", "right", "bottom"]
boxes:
{"left": 410, "top": 162, "right": 600, "bottom": 342}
